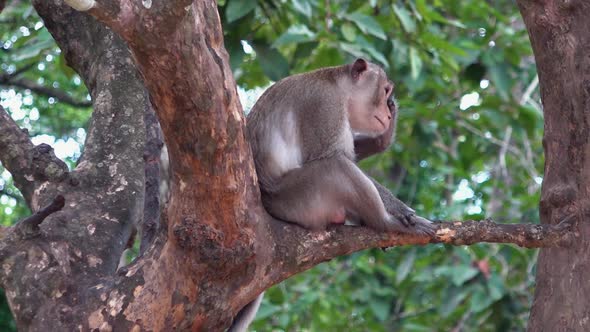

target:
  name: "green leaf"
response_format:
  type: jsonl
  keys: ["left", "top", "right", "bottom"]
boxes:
{"left": 369, "top": 298, "right": 391, "bottom": 322}
{"left": 272, "top": 25, "right": 316, "bottom": 47}
{"left": 293, "top": 42, "right": 319, "bottom": 60}
{"left": 488, "top": 63, "right": 512, "bottom": 101}
{"left": 10, "top": 38, "right": 54, "bottom": 62}
{"left": 292, "top": 0, "right": 312, "bottom": 18}
{"left": 446, "top": 19, "right": 467, "bottom": 29}
{"left": 253, "top": 44, "right": 289, "bottom": 81}
{"left": 441, "top": 290, "right": 469, "bottom": 317}
{"left": 410, "top": 47, "right": 422, "bottom": 79}
{"left": 421, "top": 33, "right": 467, "bottom": 56}
{"left": 470, "top": 286, "right": 494, "bottom": 313}
{"left": 415, "top": 0, "right": 445, "bottom": 23}
{"left": 450, "top": 265, "right": 479, "bottom": 286}
{"left": 487, "top": 274, "right": 505, "bottom": 301}
{"left": 404, "top": 323, "right": 433, "bottom": 332}
{"left": 341, "top": 23, "right": 357, "bottom": 42}
{"left": 255, "top": 303, "right": 281, "bottom": 319}
{"left": 415, "top": 0, "right": 466, "bottom": 28}
{"left": 344, "top": 12, "right": 386, "bottom": 40}
{"left": 393, "top": 4, "right": 416, "bottom": 33}
{"left": 225, "top": 39, "right": 245, "bottom": 71}
{"left": 58, "top": 53, "right": 76, "bottom": 79}
{"left": 396, "top": 249, "right": 416, "bottom": 284}
{"left": 225, "top": 0, "right": 257, "bottom": 23}
{"left": 362, "top": 44, "right": 388, "bottom": 67}
{"left": 339, "top": 42, "right": 366, "bottom": 59}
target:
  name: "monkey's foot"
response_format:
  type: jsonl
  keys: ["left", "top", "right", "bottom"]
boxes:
{"left": 389, "top": 210, "right": 436, "bottom": 236}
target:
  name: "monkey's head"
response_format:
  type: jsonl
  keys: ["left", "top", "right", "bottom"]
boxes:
{"left": 346, "top": 58, "right": 395, "bottom": 137}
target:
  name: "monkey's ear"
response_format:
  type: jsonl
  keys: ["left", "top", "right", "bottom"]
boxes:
{"left": 351, "top": 58, "right": 368, "bottom": 80}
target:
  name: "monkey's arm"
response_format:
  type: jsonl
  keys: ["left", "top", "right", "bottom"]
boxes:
{"left": 370, "top": 177, "right": 432, "bottom": 229}
{"left": 354, "top": 133, "right": 393, "bottom": 161}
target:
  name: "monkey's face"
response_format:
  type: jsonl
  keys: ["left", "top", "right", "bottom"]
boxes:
{"left": 347, "top": 61, "right": 395, "bottom": 137}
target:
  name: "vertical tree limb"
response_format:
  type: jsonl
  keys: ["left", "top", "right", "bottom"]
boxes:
{"left": 516, "top": 1, "right": 590, "bottom": 331}
{"left": 0, "top": 3, "right": 153, "bottom": 330}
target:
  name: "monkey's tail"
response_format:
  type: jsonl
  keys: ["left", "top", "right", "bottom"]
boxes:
{"left": 227, "top": 292, "right": 264, "bottom": 332}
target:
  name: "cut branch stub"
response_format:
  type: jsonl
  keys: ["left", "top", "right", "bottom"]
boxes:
{"left": 15, "top": 195, "right": 65, "bottom": 238}
{"left": 30, "top": 143, "right": 69, "bottom": 183}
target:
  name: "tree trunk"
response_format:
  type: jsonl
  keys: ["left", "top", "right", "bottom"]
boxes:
{"left": 517, "top": 1, "right": 590, "bottom": 330}
{"left": 0, "top": 0, "right": 580, "bottom": 330}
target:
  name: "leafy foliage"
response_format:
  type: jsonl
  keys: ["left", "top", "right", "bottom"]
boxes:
{"left": 0, "top": 0, "right": 542, "bottom": 331}
{"left": 220, "top": 0, "right": 541, "bottom": 330}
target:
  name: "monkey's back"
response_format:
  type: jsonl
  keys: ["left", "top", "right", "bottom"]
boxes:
{"left": 247, "top": 66, "right": 354, "bottom": 192}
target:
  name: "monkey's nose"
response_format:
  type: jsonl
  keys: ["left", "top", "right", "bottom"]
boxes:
{"left": 387, "top": 114, "right": 392, "bottom": 119}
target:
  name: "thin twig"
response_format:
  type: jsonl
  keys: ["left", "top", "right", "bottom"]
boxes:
{"left": 0, "top": 76, "right": 92, "bottom": 108}
{"left": 520, "top": 75, "right": 539, "bottom": 106}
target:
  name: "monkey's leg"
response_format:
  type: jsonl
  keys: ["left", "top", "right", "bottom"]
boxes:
{"left": 336, "top": 157, "right": 434, "bottom": 235}
{"left": 370, "top": 179, "right": 435, "bottom": 235}
{"left": 262, "top": 156, "right": 356, "bottom": 230}
{"left": 264, "top": 156, "right": 433, "bottom": 235}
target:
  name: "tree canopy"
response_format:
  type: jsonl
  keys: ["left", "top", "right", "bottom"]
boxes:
{"left": 0, "top": 0, "right": 546, "bottom": 330}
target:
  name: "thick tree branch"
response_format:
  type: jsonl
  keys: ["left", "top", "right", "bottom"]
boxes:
{"left": 276, "top": 217, "right": 572, "bottom": 270}
{"left": 74, "top": 0, "right": 257, "bottom": 238}
{"left": 0, "top": 3, "right": 154, "bottom": 329}
{"left": 28, "top": 0, "right": 147, "bottom": 270}
{"left": 218, "top": 209, "right": 576, "bottom": 320}
{"left": 517, "top": 1, "right": 590, "bottom": 330}
{"left": 64, "top": 0, "right": 194, "bottom": 43}
{"left": 0, "top": 105, "right": 69, "bottom": 208}
{"left": 0, "top": 76, "right": 92, "bottom": 108}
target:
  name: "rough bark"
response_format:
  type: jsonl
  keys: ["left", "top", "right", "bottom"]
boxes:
{"left": 0, "top": 1, "right": 149, "bottom": 330}
{"left": 0, "top": 0, "right": 582, "bottom": 331}
{"left": 517, "top": 1, "right": 590, "bottom": 330}
{"left": 140, "top": 102, "right": 163, "bottom": 254}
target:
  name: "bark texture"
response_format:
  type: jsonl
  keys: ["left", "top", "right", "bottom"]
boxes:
{"left": 517, "top": 1, "right": 590, "bottom": 330}
{"left": 0, "top": 0, "right": 581, "bottom": 331}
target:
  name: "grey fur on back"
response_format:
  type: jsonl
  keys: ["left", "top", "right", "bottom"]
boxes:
{"left": 246, "top": 64, "right": 354, "bottom": 193}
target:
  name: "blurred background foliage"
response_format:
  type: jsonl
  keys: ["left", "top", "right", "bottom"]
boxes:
{"left": 0, "top": 0, "right": 542, "bottom": 331}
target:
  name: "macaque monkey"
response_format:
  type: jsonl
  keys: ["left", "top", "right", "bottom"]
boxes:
{"left": 247, "top": 58, "right": 435, "bottom": 235}
{"left": 229, "top": 59, "right": 435, "bottom": 332}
